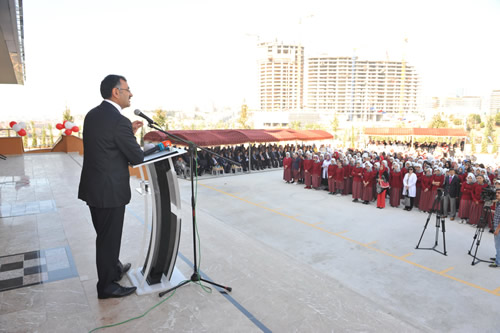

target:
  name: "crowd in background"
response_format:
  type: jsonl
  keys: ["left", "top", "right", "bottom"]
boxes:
{"left": 281, "top": 144, "right": 500, "bottom": 232}
{"left": 174, "top": 143, "right": 287, "bottom": 177}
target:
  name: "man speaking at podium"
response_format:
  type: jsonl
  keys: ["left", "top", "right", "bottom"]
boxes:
{"left": 78, "top": 75, "right": 144, "bottom": 299}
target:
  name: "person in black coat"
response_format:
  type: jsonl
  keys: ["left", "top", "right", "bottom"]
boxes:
{"left": 78, "top": 75, "right": 144, "bottom": 299}
{"left": 442, "top": 168, "right": 461, "bottom": 220}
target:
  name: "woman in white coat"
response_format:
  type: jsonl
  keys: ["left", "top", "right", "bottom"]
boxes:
{"left": 402, "top": 166, "right": 417, "bottom": 211}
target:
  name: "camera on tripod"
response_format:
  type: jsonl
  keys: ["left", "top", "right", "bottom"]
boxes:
{"left": 436, "top": 188, "right": 444, "bottom": 198}
{"left": 481, "top": 187, "right": 496, "bottom": 207}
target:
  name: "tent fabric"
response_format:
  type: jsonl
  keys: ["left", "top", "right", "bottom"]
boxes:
{"left": 143, "top": 129, "right": 333, "bottom": 146}
{"left": 364, "top": 128, "right": 468, "bottom": 137}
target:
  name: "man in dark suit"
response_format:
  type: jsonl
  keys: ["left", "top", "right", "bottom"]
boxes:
{"left": 442, "top": 168, "right": 461, "bottom": 221}
{"left": 78, "top": 75, "right": 144, "bottom": 299}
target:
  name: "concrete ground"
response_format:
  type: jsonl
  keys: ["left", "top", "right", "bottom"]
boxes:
{"left": 0, "top": 153, "right": 499, "bottom": 332}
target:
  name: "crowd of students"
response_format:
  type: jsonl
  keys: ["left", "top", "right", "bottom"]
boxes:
{"left": 173, "top": 143, "right": 286, "bottom": 177}
{"left": 282, "top": 146, "right": 500, "bottom": 230}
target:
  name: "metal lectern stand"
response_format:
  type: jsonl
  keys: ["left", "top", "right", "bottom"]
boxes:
{"left": 127, "top": 147, "right": 187, "bottom": 295}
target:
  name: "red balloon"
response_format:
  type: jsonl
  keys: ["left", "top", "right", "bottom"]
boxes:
{"left": 63, "top": 120, "right": 67, "bottom": 125}
{"left": 71, "top": 126, "right": 79, "bottom": 132}
{"left": 18, "top": 129, "right": 26, "bottom": 136}
{"left": 9, "top": 121, "right": 17, "bottom": 128}
{"left": 64, "top": 129, "right": 72, "bottom": 136}
{"left": 56, "top": 123, "right": 64, "bottom": 130}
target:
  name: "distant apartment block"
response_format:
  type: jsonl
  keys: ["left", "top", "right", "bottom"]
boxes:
{"left": 306, "top": 56, "right": 419, "bottom": 119}
{"left": 257, "top": 41, "right": 304, "bottom": 111}
{"left": 490, "top": 90, "right": 500, "bottom": 114}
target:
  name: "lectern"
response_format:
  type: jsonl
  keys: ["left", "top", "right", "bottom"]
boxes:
{"left": 127, "top": 147, "right": 187, "bottom": 295}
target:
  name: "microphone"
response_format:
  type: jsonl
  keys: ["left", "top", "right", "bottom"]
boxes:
{"left": 134, "top": 109, "right": 156, "bottom": 125}
{"left": 144, "top": 140, "right": 171, "bottom": 156}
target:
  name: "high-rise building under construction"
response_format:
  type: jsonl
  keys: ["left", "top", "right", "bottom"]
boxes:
{"left": 306, "top": 56, "right": 419, "bottom": 120}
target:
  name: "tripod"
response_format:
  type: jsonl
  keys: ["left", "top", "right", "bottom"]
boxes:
{"left": 141, "top": 122, "right": 237, "bottom": 297}
{"left": 416, "top": 193, "right": 447, "bottom": 256}
{"left": 468, "top": 204, "right": 493, "bottom": 266}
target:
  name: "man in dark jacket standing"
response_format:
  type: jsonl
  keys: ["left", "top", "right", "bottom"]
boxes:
{"left": 78, "top": 75, "right": 144, "bottom": 299}
{"left": 443, "top": 168, "right": 461, "bottom": 220}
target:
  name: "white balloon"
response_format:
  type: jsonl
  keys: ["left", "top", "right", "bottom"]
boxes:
{"left": 65, "top": 121, "right": 73, "bottom": 129}
{"left": 12, "top": 124, "right": 20, "bottom": 132}
{"left": 18, "top": 122, "right": 26, "bottom": 129}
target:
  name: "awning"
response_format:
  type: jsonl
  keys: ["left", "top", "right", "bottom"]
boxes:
{"left": 364, "top": 128, "right": 468, "bottom": 137}
{"left": 144, "top": 129, "right": 333, "bottom": 146}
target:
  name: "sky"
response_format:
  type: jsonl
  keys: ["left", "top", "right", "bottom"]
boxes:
{"left": 2, "top": 0, "right": 500, "bottom": 121}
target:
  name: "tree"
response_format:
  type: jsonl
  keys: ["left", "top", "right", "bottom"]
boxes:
{"left": 492, "top": 134, "right": 498, "bottom": 154}
{"left": 289, "top": 121, "right": 302, "bottom": 130}
{"left": 429, "top": 113, "right": 448, "bottom": 128}
{"left": 41, "top": 126, "right": 47, "bottom": 147}
{"left": 30, "top": 121, "right": 38, "bottom": 148}
{"left": 470, "top": 131, "right": 476, "bottom": 153}
{"left": 481, "top": 136, "right": 488, "bottom": 153}
{"left": 152, "top": 109, "right": 167, "bottom": 130}
{"left": 237, "top": 103, "right": 250, "bottom": 129}
{"left": 331, "top": 113, "right": 339, "bottom": 139}
{"left": 47, "top": 124, "right": 54, "bottom": 145}
{"left": 63, "top": 106, "right": 74, "bottom": 122}
{"left": 23, "top": 132, "right": 28, "bottom": 148}
{"left": 466, "top": 114, "right": 481, "bottom": 131}
{"left": 496, "top": 112, "right": 500, "bottom": 126}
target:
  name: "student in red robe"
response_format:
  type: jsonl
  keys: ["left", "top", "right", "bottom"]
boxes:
{"left": 458, "top": 173, "right": 475, "bottom": 223}
{"left": 346, "top": 158, "right": 355, "bottom": 195}
{"left": 311, "top": 155, "right": 322, "bottom": 189}
{"left": 414, "top": 164, "right": 424, "bottom": 208}
{"left": 376, "top": 163, "right": 390, "bottom": 209}
{"left": 303, "top": 152, "right": 313, "bottom": 189}
{"left": 283, "top": 152, "right": 292, "bottom": 183}
{"left": 469, "top": 174, "right": 488, "bottom": 225}
{"left": 419, "top": 168, "right": 434, "bottom": 212}
{"left": 327, "top": 158, "right": 337, "bottom": 194}
{"left": 351, "top": 160, "right": 363, "bottom": 202}
{"left": 430, "top": 168, "right": 445, "bottom": 210}
{"left": 389, "top": 163, "right": 403, "bottom": 207}
{"left": 362, "top": 162, "right": 375, "bottom": 204}
{"left": 334, "top": 160, "right": 345, "bottom": 196}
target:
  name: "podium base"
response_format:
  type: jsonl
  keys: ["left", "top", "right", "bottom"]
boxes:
{"left": 127, "top": 266, "right": 186, "bottom": 296}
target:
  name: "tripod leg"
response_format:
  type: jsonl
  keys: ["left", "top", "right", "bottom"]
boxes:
{"left": 416, "top": 202, "right": 436, "bottom": 249}
{"left": 159, "top": 279, "right": 191, "bottom": 297}
{"left": 199, "top": 278, "right": 232, "bottom": 292}
{"left": 434, "top": 216, "right": 440, "bottom": 247}
{"left": 468, "top": 228, "right": 479, "bottom": 254}
{"left": 441, "top": 219, "right": 447, "bottom": 256}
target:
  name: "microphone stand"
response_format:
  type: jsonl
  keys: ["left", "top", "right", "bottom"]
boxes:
{"left": 142, "top": 121, "right": 238, "bottom": 297}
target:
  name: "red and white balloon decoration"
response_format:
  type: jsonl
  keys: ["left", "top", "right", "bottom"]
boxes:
{"left": 9, "top": 121, "right": 27, "bottom": 136}
{"left": 56, "top": 120, "right": 79, "bottom": 136}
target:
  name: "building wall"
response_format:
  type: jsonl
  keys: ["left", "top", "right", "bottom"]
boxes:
{"left": 257, "top": 42, "right": 304, "bottom": 111}
{"left": 306, "top": 56, "right": 419, "bottom": 120}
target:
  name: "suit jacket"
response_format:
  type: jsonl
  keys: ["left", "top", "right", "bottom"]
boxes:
{"left": 78, "top": 101, "right": 144, "bottom": 208}
{"left": 443, "top": 175, "right": 460, "bottom": 198}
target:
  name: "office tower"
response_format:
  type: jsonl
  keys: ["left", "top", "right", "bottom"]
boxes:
{"left": 306, "top": 56, "right": 419, "bottom": 120}
{"left": 257, "top": 41, "right": 304, "bottom": 111}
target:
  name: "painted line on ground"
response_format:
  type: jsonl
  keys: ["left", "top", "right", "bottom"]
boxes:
{"left": 439, "top": 267, "right": 455, "bottom": 275}
{"left": 399, "top": 253, "right": 414, "bottom": 259}
{"left": 200, "top": 183, "right": 500, "bottom": 298}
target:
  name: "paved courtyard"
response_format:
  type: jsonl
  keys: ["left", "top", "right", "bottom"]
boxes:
{"left": 0, "top": 152, "right": 499, "bottom": 332}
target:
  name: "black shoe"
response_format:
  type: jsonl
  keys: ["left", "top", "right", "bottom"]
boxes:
{"left": 98, "top": 284, "right": 137, "bottom": 299}
{"left": 352, "top": 199, "right": 358, "bottom": 202}
{"left": 490, "top": 257, "right": 497, "bottom": 261}
{"left": 115, "top": 262, "right": 131, "bottom": 282}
